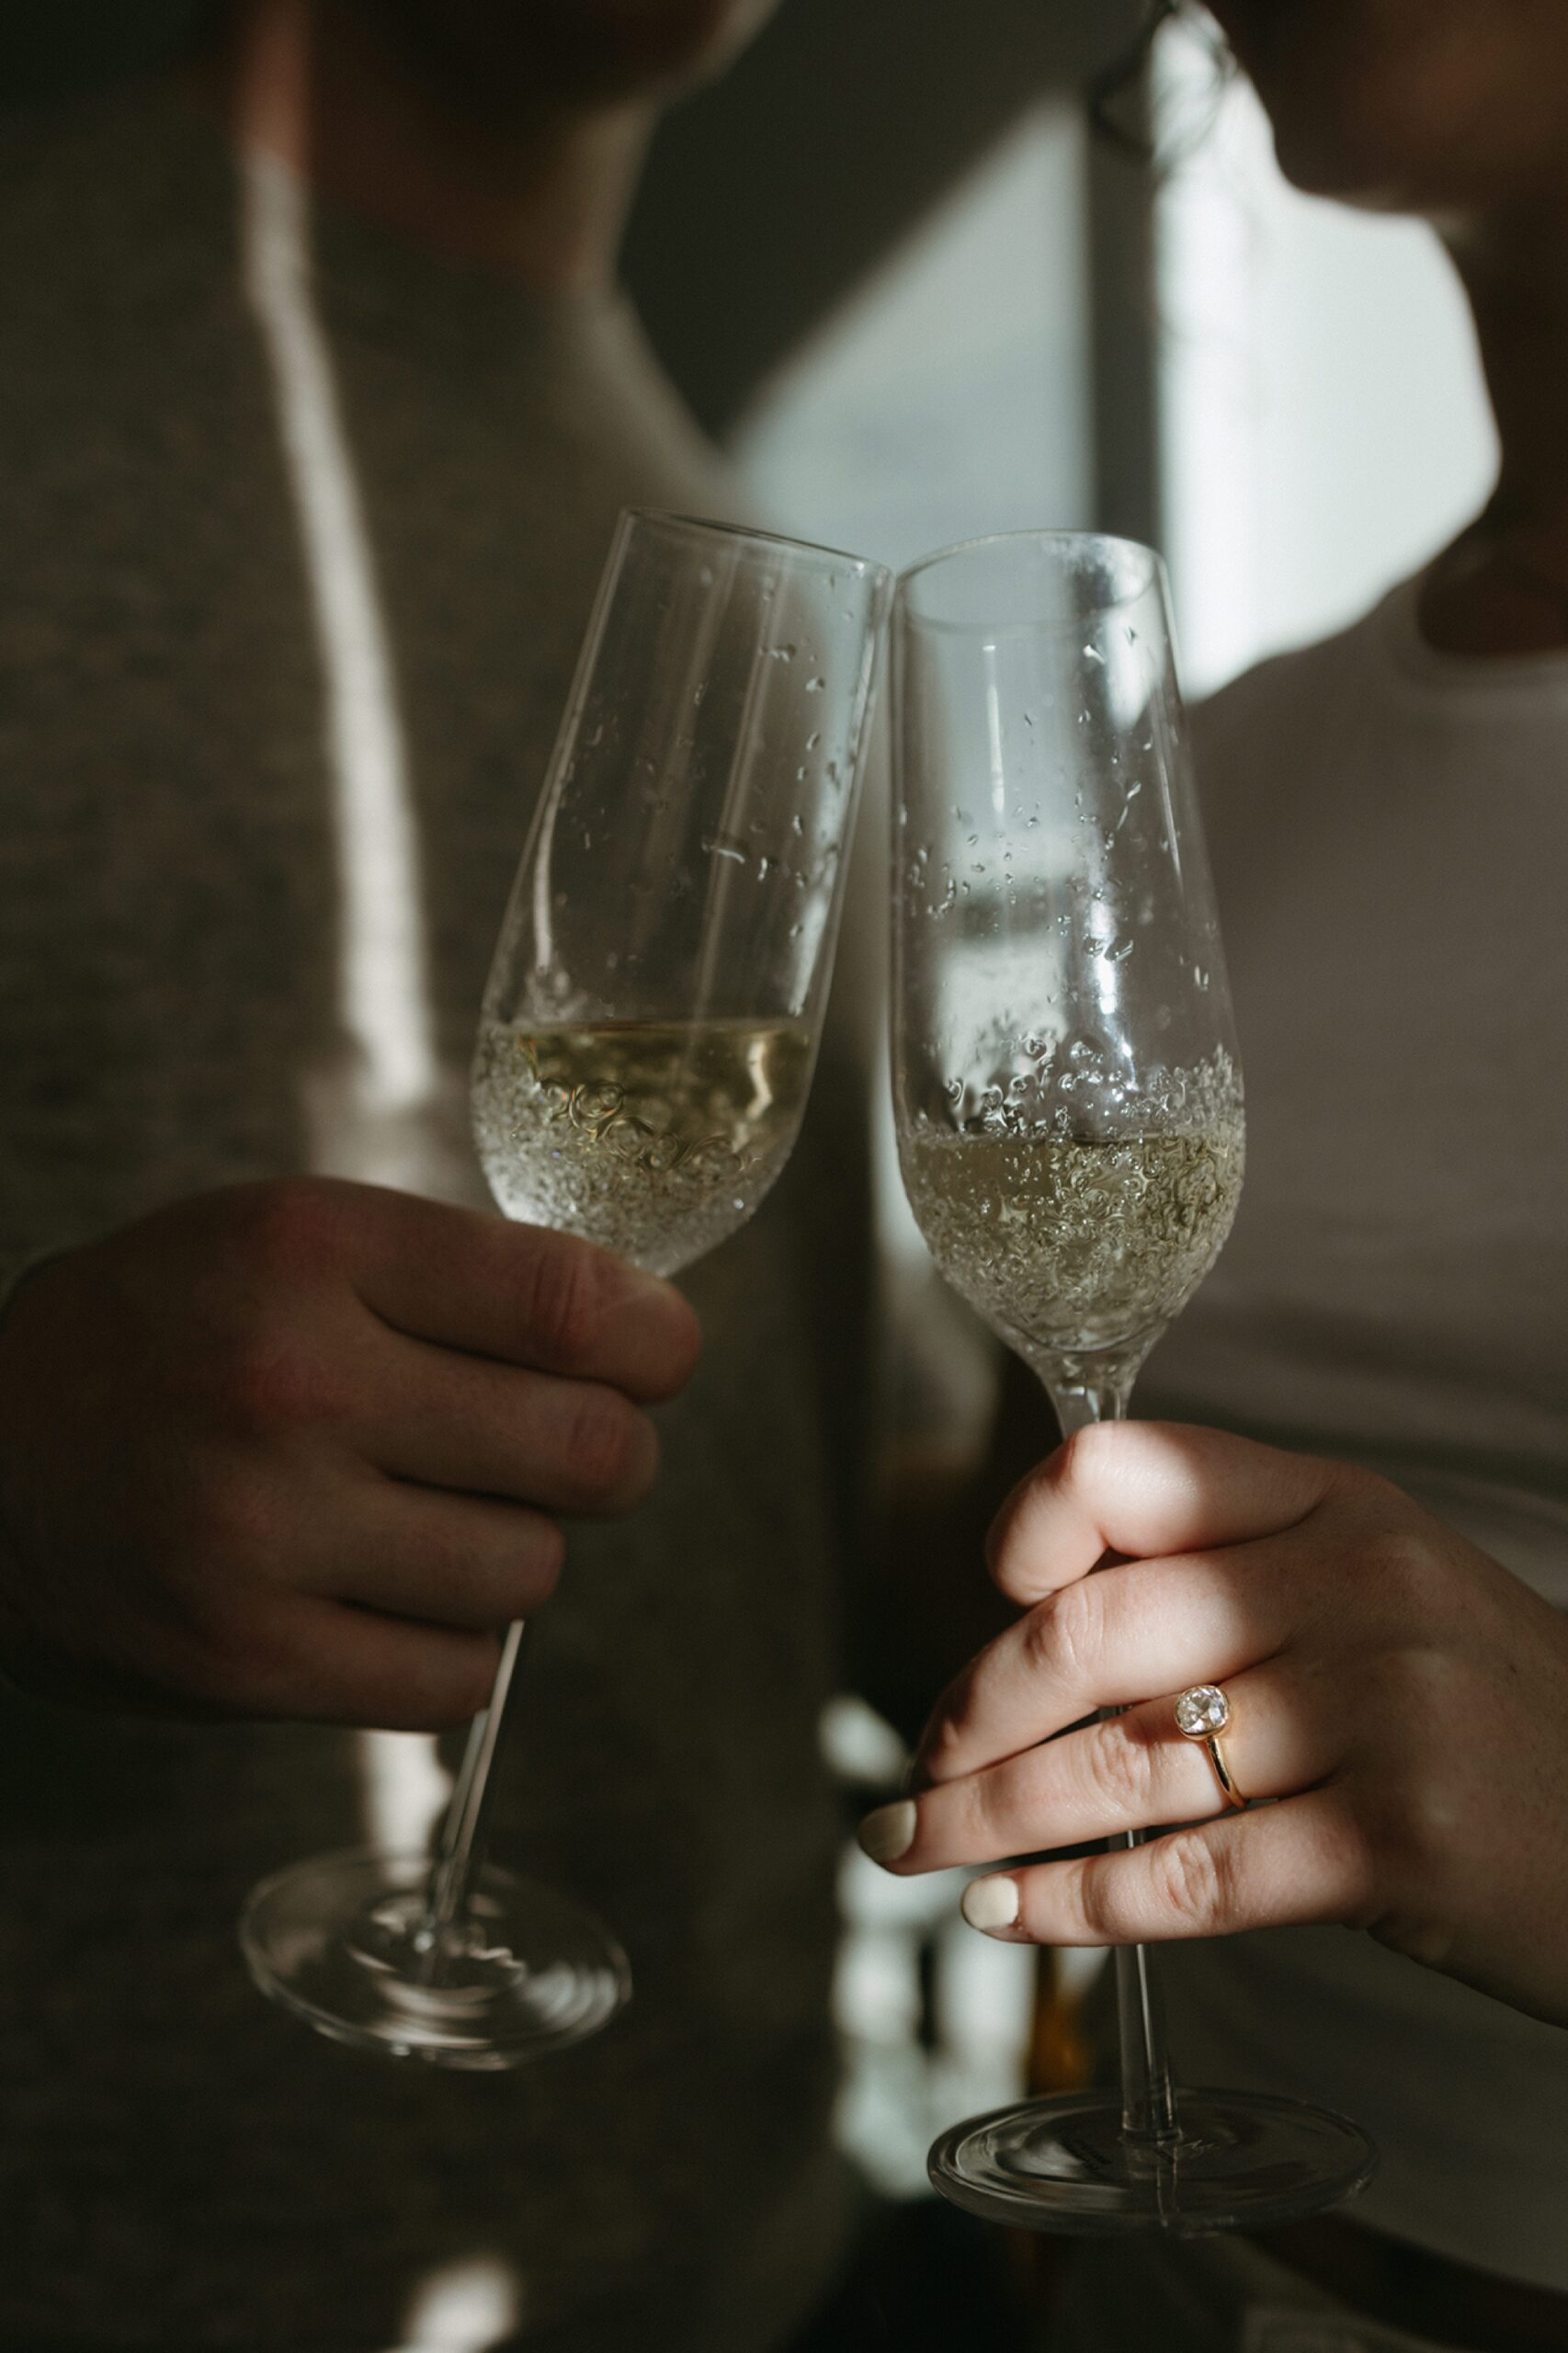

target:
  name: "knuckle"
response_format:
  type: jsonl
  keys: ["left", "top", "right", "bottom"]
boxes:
{"left": 218, "top": 1333, "right": 339, "bottom": 1438}
{"left": 182, "top": 1467, "right": 278, "bottom": 1571}
{"left": 1055, "top": 1420, "right": 1119, "bottom": 1498}
{"left": 1148, "top": 1825, "right": 1230, "bottom": 1933}
{"left": 1085, "top": 1719, "right": 1156, "bottom": 1823}
{"left": 562, "top": 1384, "right": 649, "bottom": 1503}
{"left": 1359, "top": 1528, "right": 1439, "bottom": 1602}
{"left": 517, "top": 1235, "right": 608, "bottom": 1369}
{"left": 1041, "top": 1576, "right": 1105, "bottom": 1689}
{"left": 178, "top": 1597, "right": 293, "bottom": 1711}
{"left": 917, "top": 1700, "right": 969, "bottom": 1787}
{"left": 233, "top": 1179, "right": 344, "bottom": 1286}
{"left": 970, "top": 1760, "right": 1021, "bottom": 1849}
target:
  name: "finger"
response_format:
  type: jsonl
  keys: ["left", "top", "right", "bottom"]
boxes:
{"left": 186, "top": 1595, "right": 502, "bottom": 1733}
{"left": 366, "top": 1336, "right": 660, "bottom": 1516}
{"left": 864, "top": 1658, "right": 1332, "bottom": 1873}
{"left": 957, "top": 1788, "right": 1374, "bottom": 1946}
{"left": 307, "top": 1477, "right": 566, "bottom": 1631}
{"left": 986, "top": 1422, "right": 1333, "bottom": 1605}
{"left": 914, "top": 1537, "right": 1307, "bottom": 1787}
{"left": 333, "top": 1183, "right": 701, "bottom": 1399}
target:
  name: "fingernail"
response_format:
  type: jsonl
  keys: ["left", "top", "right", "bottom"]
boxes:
{"left": 857, "top": 1800, "right": 916, "bottom": 1866}
{"left": 961, "top": 1875, "right": 1020, "bottom": 1934}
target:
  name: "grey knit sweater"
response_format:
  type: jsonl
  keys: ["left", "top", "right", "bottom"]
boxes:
{"left": 0, "top": 81, "right": 863, "bottom": 2349}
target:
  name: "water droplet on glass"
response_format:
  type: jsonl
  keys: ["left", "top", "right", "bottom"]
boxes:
{"left": 791, "top": 813, "right": 804, "bottom": 835}
{"left": 1084, "top": 643, "right": 1106, "bottom": 665}
{"left": 805, "top": 676, "right": 825, "bottom": 694}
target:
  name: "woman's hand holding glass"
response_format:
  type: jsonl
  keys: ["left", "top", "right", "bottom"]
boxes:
{"left": 869, "top": 1418, "right": 1568, "bottom": 2031}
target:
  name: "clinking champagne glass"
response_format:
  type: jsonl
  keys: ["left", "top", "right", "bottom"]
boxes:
{"left": 891, "top": 529, "right": 1375, "bottom": 2229}
{"left": 242, "top": 509, "right": 891, "bottom": 2068}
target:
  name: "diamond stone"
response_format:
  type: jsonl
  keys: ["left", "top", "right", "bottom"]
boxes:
{"left": 1176, "top": 1684, "right": 1230, "bottom": 1737}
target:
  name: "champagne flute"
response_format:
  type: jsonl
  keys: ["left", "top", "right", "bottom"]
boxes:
{"left": 891, "top": 529, "right": 1375, "bottom": 2230}
{"left": 242, "top": 509, "right": 890, "bottom": 2068}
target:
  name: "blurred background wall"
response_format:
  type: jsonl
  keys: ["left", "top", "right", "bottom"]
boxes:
{"left": 4, "top": 2, "right": 1495, "bottom": 680}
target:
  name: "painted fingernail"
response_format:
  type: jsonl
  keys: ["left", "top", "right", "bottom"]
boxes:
{"left": 857, "top": 1800, "right": 916, "bottom": 1866}
{"left": 961, "top": 1875, "right": 1020, "bottom": 1934}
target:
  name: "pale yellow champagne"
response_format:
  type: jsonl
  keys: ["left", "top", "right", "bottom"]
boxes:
{"left": 900, "top": 1118, "right": 1244, "bottom": 1365}
{"left": 472, "top": 1018, "right": 812, "bottom": 1276}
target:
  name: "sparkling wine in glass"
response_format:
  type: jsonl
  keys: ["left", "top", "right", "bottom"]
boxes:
{"left": 241, "top": 509, "right": 890, "bottom": 2068}
{"left": 892, "top": 529, "right": 1375, "bottom": 2230}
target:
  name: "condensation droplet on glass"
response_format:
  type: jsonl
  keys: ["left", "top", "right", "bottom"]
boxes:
{"left": 806, "top": 732, "right": 821, "bottom": 750}
{"left": 1084, "top": 643, "right": 1106, "bottom": 665}
{"left": 791, "top": 813, "right": 804, "bottom": 835}
{"left": 805, "top": 676, "right": 824, "bottom": 694}
{"left": 944, "top": 1078, "right": 963, "bottom": 1103}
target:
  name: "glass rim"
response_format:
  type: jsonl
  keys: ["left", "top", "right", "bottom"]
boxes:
{"left": 895, "top": 526, "right": 1165, "bottom": 636}
{"left": 622, "top": 506, "right": 893, "bottom": 586}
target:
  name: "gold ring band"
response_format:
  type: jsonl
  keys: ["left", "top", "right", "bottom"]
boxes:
{"left": 1175, "top": 1684, "right": 1248, "bottom": 1810}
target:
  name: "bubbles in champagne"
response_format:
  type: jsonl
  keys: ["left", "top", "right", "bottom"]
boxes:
{"left": 471, "top": 1019, "right": 812, "bottom": 1278}
{"left": 899, "top": 1051, "right": 1244, "bottom": 1377}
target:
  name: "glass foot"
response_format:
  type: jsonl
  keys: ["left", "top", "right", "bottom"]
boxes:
{"left": 240, "top": 1847, "right": 631, "bottom": 2070}
{"left": 929, "top": 2088, "right": 1376, "bottom": 2235}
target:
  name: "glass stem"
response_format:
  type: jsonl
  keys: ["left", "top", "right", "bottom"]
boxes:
{"left": 1048, "top": 1372, "right": 1180, "bottom": 2149}
{"left": 421, "top": 1618, "right": 529, "bottom": 1939}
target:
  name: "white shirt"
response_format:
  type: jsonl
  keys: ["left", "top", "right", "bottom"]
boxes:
{"left": 1139, "top": 571, "right": 1568, "bottom": 2290}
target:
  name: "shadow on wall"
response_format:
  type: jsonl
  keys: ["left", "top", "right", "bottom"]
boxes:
{"left": 624, "top": 0, "right": 1147, "bottom": 435}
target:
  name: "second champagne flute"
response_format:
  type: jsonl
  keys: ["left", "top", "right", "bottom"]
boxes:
{"left": 892, "top": 528, "right": 1375, "bottom": 2231}
{"left": 242, "top": 510, "right": 890, "bottom": 2069}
